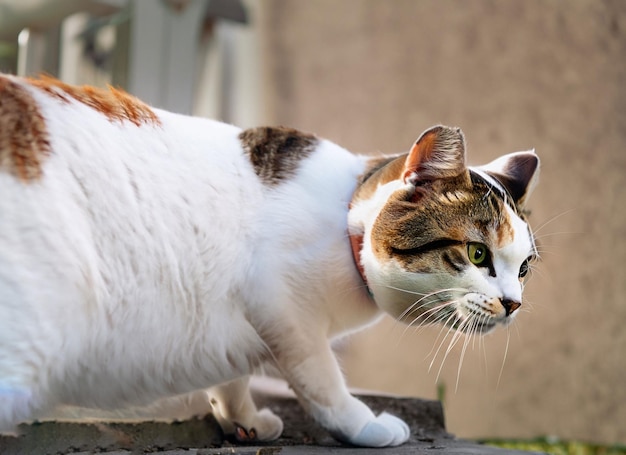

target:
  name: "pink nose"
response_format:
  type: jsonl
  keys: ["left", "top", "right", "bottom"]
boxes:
{"left": 501, "top": 299, "right": 521, "bottom": 316}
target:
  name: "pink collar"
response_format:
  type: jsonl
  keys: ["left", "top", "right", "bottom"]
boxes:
{"left": 349, "top": 232, "right": 373, "bottom": 297}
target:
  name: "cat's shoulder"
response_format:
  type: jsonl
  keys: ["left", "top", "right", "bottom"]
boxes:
{"left": 239, "top": 126, "right": 320, "bottom": 186}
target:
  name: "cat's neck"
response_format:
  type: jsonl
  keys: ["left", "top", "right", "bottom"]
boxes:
{"left": 348, "top": 153, "right": 408, "bottom": 297}
{"left": 348, "top": 232, "right": 370, "bottom": 295}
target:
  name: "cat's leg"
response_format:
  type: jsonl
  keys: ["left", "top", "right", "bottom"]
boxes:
{"left": 207, "top": 376, "right": 283, "bottom": 442}
{"left": 0, "top": 385, "right": 39, "bottom": 435}
{"left": 271, "top": 336, "right": 410, "bottom": 447}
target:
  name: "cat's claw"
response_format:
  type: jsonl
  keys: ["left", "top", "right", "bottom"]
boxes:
{"left": 221, "top": 408, "right": 282, "bottom": 442}
{"left": 346, "top": 413, "right": 410, "bottom": 447}
{"left": 234, "top": 423, "right": 257, "bottom": 442}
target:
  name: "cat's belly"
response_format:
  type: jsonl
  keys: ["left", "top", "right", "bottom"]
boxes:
{"left": 52, "top": 304, "right": 266, "bottom": 409}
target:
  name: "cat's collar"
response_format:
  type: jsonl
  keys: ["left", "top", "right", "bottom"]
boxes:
{"left": 349, "top": 233, "right": 374, "bottom": 298}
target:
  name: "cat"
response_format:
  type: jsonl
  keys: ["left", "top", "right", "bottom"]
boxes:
{"left": 0, "top": 73, "right": 539, "bottom": 448}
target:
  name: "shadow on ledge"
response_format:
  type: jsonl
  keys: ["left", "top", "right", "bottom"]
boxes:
{"left": 0, "top": 395, "right": 545, "bottom": 454}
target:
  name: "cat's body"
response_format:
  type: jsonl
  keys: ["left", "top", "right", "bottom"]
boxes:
{"left": 0, "top": 74, "right": 539, "bottom": 447}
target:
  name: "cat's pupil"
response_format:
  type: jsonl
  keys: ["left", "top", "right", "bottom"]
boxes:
{"left": 468, "top": 243, "right": 488, "bottom": 265}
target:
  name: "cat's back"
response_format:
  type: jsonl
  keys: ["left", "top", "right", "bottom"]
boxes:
{"left": 0, "top": 73, "right": 257, "bottom": 279}
{"left": 0, "top": 73, "right": 246, "bottom": 182}
{"left": 0, "top": 74, "right": 274, "bottom": 407}
{"left": 1, "top": 77, "right": 259, "bottom": 317}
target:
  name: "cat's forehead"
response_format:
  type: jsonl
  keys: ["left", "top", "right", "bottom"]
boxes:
{"left": 371, "top": 169, "right": 529, "bottom": 257}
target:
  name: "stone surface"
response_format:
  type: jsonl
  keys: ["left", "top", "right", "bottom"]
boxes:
{"left": 0, "top": 395, "right": 544, "bottom": 454}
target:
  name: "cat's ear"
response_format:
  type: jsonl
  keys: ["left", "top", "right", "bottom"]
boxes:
{"left": 402, "top": 125, "right": 466, "bottom": 185}
{"left": 480, "top": 150, "right": 540, "bottom": 207}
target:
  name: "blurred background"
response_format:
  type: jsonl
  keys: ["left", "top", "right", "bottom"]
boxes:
{"left": 1, "top": 0, "right": 624, "bottom": 446}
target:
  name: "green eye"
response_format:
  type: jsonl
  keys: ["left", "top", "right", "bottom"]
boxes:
{"left": 467, "top": 243, "right": 489, "bottom": 265}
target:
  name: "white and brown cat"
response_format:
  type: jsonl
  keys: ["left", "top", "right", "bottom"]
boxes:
{"left": 0, "top": 74, "right": 539, "bottom": 447}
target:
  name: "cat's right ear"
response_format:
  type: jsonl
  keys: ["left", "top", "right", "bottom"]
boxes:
{"left": 402, "top": 125, "right": 466, "bottom": 186}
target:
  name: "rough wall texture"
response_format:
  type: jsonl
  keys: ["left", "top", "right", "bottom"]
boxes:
{"left": 259, "top": 0, "right": 626, "bottom": 444}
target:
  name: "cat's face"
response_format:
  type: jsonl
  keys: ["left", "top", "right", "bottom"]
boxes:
{"left": 349, "top": 126, "right": 539, "bottom": 334}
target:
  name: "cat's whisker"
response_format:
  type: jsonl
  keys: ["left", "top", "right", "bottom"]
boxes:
{"left": 480, "top": 324, "right": 489, "bottom": 376}
{"left": 427, "top": 311, "right": 460, "bottom": 372}
{"left": 496, "top": 326, "right": 512, "bottom": 390}
{"left": 378, "top": 285, "right": 446, "bottom": 340}
{"left": 435, "top": 316, "right": 471, "bottom": 382}
{"left": 414, "top": 309, "right": 451, "bottom": 351}
{"left": 378, "top": 283, "right": 432, "bottom": 297}
{"left": 527, "top": 264, "right": 548, "bottom": 282}
{"left": 397, "top": 291, "right": 444, "bottom": 322}
{"left": 404, "top": 296, "right": 459, "bottom": 326}
{"left": 531, "top": 208, "right": 577, "bottom": 236}
{"left": 533, "top": 230, "right": 582, "bottom": 241}
{"left": 388, "top": 288, "right": 464, "bottom": 343}
{"left": 455, "top": 317, "right": 476, "bottom": 392}
{"left": 390, "top": 291, "right": 458, "bottom": 342}
{"left": 398, "top": 288, "right": 467, "bottom": 328}
{"left": 400, "top": 303, "right": 455, "bottom": 344}
{"left": 409, "top": 301, "right": 459, "bottom": 336}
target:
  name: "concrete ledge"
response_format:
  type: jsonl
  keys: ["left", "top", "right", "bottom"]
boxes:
{"left": 0, "top": 395, "right": 545, "bottom": 454}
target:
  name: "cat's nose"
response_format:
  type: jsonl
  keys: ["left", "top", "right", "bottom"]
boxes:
{"left": 501, "top": 298, "right": 521, "bottom": 316}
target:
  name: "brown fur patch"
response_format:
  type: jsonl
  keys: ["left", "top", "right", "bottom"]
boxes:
{"left": 496, "top": 207, "right": 515, "bottom": 247}
{"left": 351, "top": 154, "right": 406, "bottom": 203}
{"left": 239, "top": 126, "right": 318, "bottom": 185}
{"left": 0, "top": 76, "right": 51, "bottom": 181}
{"left": 27, "top": 75, "right": 160, "bottom": 127}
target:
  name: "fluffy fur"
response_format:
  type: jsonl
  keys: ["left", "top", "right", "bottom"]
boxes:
{"left": 0, "top": 74, "right": 539, "bottom": 447}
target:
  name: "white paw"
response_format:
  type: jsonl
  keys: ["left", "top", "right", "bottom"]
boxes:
{"left": 248, "top": 408, "right": 283, "bottom": 441}
{"left": 346, "top": 412, "right": 410, "bottom": 447}
{"left": 216, "top": 407, "right": 283, "bottom": 442}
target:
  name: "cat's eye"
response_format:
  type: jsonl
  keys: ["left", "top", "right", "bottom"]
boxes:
{"left": 467, "top": 243, "right": 489, "bottom": 266}
{"left": 519, "top": 259, "right": 530, "bottom": 278}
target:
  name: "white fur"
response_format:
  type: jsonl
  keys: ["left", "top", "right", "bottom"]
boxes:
{"left": 0, "top": 79, "right": 412, "bottom": 446}
{"left": 0, "top": 78, "right": 535, "bottom": 447}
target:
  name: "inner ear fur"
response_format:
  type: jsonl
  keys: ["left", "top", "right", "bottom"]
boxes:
{"left": 402, "top": 125, "right": 467, "bottom": 185}
{"left": 481, "top": 151, "right": 540, "bottom": 207}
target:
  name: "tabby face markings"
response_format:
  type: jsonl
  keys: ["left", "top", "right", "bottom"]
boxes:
{"left": 365, "top": 189, "right": 534, "bottom": 333}
{"left": 349, "top": 125, "right": 539, "bottom": 334}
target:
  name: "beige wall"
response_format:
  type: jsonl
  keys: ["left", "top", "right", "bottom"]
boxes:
{"left": 258, "top": 0, "right": 626, "bottom": 444}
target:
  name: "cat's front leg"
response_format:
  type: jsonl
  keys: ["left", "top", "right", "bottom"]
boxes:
{"left": 272, "top": 336, "right": 410, "bottom": 447}
{"left": 207, "top": 376, "right": 283, "bottom": 442}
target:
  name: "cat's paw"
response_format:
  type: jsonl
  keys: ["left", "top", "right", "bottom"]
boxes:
{"left": 342, "top": 412, "right": 410, "bottom": 447}
{"left": 223, "top": 408, "right": 283, "bottom": 442}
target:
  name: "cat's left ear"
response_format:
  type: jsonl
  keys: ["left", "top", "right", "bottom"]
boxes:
{"left": 479, "top": 150, "right": 540, "bottom": 207}
{"left": 402, "top": 125, "right": 466, "bottom": 185}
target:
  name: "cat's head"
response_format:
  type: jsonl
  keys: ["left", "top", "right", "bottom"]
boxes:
{"left": 348, "top": 125, "right": 539, "bottom": 334}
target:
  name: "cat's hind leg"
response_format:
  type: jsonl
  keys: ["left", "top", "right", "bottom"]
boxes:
{"left": 207, "top": 376, "right": 283, "bottom": 442}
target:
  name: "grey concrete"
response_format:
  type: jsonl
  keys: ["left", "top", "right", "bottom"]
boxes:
{"left": 0, "top": 395, "right": 544, "bottom": 454}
